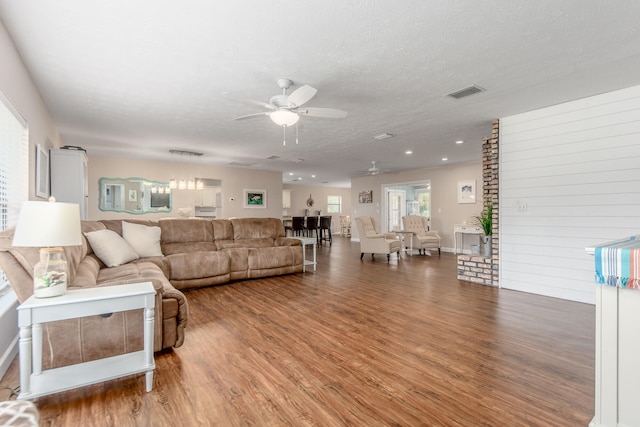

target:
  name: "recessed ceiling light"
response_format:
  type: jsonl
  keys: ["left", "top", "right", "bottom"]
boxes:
{"left": 289, "top": 172, "right": 294, "bottom": 176}
{"left": 311, "top": 174, "right": 316, "bottom": 178}
{"left": 405, "top": 150, "right": 413, "bottom": 155}
{"left": 442, "top": 157, "right": 448, "bottom": 161}
{"left": 456, "top": 140, "right": 464, "bottom": 144}
{"left": 373, "top": 133, "right": 395, "bottom": 140}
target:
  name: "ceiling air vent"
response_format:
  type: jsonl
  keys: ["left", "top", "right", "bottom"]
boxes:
{"left": 447, "top": 85, "right": 485, "bottom": 99}
{"left": 229, "top": 161, "right": 255, "bottom": 167}
{"left": 169, "top": 149, "right": 203, "bottom": 156}
{"left": 266, "top": 155, "right": 280, "bottom": 160}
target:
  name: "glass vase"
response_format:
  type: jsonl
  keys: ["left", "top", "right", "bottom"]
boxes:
{"left": 33, "top": 247, "right": 68, "bottom": 298}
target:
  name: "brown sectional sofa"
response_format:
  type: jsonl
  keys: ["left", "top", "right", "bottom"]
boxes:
{"left": 0, "top": 217, "right": 302, "bottom": 369}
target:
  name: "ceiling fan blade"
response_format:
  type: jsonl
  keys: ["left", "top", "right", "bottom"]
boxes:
{"left": 287, "top": 85, "right": 317, "bottom": 107}
{"left": 223, "top": 92, "right": 275, "bottom": 110}
{"left": 298, "top": 107, "right": 348, "bottom": 118}
{"left": 233, "top": 112, "right": 269, "bottom": 121}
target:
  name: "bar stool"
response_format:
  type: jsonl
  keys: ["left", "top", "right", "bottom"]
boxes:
{"left": 292, "top": 216, "right": 305, "bottom": 236}
{"left": 305, "top": 216, "right": 320, "bottom": 243}
{"left": 319, "top": 215, "right": 333, "bottom": 246}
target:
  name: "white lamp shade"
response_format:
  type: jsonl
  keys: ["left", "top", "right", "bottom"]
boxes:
{"left": 270, "top": 109, "right": 299, "bottom": 127}
{"left": 12, "top": 201, "right": 82, "bottom": 247}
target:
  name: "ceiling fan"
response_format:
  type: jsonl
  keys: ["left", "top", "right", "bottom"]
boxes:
{"left": 230, "top": 79, "right": 347, "bottom": 144}
{"left": 356, "top": 161, "right": 389, "bottom": 176}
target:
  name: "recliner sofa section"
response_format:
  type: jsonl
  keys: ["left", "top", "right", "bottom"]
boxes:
{"left": 0, "top": 217, "right": 302, "bottom": 370}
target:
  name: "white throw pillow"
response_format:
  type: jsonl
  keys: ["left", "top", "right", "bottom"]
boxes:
{"left": 122, "top": 221, "right": 163, "bottom": 258}
{"left": 84, "top": 229, "right": 139, "bottom": 267}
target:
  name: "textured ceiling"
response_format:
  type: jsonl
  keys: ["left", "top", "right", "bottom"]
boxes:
{"left": 2, "top": 0, "right": 640, "bottom": 187}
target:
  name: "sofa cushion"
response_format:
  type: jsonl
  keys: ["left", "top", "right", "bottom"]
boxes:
{"left": 122, "top": 221, "right": 163, "bottom": 257}
{"left": 159, "top": 218, "right": 217, "bottom": 255}
{"left": 230, "top": 217, "right": 286, "bottom": 247}
{"left": 166, "top": 250, "right": 229, "bottom": 281}
{"left": 99, "top": 219, "right": 159, "bottom": 236}
{"left": 84, "top": 229, "right": 139, "bottom": 267}
{"left": 212, "top": 219, "right": 235, "bottom": 250}
{"left": 247, "top": 246, "right": 303, "bottom": 278}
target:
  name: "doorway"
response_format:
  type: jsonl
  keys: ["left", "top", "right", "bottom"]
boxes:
{"left": 382, "top": 181, "right": 431, "bottom": 232}
{"left": 386, "top": 189, "right": 406, "bottom": 231}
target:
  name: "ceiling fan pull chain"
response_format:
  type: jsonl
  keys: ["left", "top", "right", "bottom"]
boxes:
{"left": 283, "top": 126, "right": 286, "bottom": 146}
{"left": 296, "top": 122, "right": 299, "bottom": 144}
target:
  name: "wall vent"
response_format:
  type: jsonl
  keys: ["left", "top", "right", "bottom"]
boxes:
{"left": 447, "top": 85, "right": 485, "bottom": 99}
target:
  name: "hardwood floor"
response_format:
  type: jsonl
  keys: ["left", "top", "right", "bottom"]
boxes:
{"left": 0, "top": 237, "right": 595, "bottom": 426}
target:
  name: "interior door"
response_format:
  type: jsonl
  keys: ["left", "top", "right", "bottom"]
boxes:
{"left": 386, "top": 189, "right": 406, "bottom": 231}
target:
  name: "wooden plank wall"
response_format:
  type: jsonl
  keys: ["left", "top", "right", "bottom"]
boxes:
{"left": 500, "top": 84, "right": 640, "bottom": 303}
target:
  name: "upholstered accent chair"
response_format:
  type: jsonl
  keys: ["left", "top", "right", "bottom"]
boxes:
{"left": 401, "top": 215, "right": 441, "bottom": 255}
{"left": 355, "top": 216, "right": 401, "bottom": 261}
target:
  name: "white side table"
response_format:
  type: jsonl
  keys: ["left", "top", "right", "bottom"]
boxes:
{"left": 293, "top": 237, "right": 317, "bottom": 272}
{"left": 394, "top": 231, "right": 414, "bottom": 256}
{"left": 453, "top": 224, "right": 483, "bottom": 254}
{"left": 17, "top": 282, "right": 156, "bottom": 399}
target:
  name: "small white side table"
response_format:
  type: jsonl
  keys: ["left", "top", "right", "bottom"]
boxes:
{"left": 17, "top": 282, "right": 156, "bottom": 399}
{"left": 394, "top": 231, "right": 414, "bottom": 256}
{"left": 293, "top": 237, "right": 317, "bottom": 272}
{"left": 453, "top": 224, "right": 484, "bottom": 254}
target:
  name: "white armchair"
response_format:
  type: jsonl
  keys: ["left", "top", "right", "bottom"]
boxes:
{"left": 355, "top": 216, "right": 401, "bottom": 261}
{"left": 401, "top": 215, "right": 441, "bottom": 256}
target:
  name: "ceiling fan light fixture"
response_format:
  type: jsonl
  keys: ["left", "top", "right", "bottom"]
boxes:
{"left": 270, "top": 109, "right": 299, "bottom": 127}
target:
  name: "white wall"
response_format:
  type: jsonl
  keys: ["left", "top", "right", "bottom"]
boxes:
{"left": 350, "top": 160, "right": 483, "bottom": 251}
{"left": 283, "top": 184, "right": 351, "bottom": 233}
{"left": 89, "top": 155, "right": 285, "bottom": 220}
{"left": 0, "top": 20, "right": 63, "bottom": 380}
{"left": 500, "top": 84, "right": 640, "bottom": 304}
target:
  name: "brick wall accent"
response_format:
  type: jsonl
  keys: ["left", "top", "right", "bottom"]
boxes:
{"left": 458, "top": 119, "right": 499, "bottom": 286}
{"left": 457, "top": 255, "right": 494, "bottom": 286}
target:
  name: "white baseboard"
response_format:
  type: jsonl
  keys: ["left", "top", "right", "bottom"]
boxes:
{"left": 0, "top": 290, "right": 18, "bottom": 380}
{"left": 0, "top": 334, "right": 17, "bottom": 380}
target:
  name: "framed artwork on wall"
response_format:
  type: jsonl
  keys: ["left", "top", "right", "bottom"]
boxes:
{"left": 359, "top": 190, "right": 373, "bottom": 203}
{"left": 244, "top": 189, "right": 267, "bottom": 208}
{"left": 35, "top": 143, "right": 49, "bottom": 199}
{"left": 128, "top": 189, "right": 137, "bottom": 202}
{"left": 457, "top": 180, "right": 476, "bottom": 204}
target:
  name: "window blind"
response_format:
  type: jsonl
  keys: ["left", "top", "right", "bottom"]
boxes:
{"left": 0, "top": 92, "right": 29, "bottom": 294}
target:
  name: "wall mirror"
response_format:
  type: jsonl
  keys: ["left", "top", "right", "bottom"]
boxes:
{"left": 99, "top": 177, "right": 172, "bottom": 214}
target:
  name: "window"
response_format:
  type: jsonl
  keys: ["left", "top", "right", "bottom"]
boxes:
{"left": 0, "top": 92, "right": 29, "bottom": 295}
{"left": 327, "top": 195, "right": 341, "bottom": 214}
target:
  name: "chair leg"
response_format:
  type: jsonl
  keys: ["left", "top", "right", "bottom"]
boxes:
{"left": 360, "top": 252, "right": 364, "bottom": 260}
{"left": 387, "top": 253, "right": 390, "bottom": 262}
{"left": 438, "top": 248, "right": 441, "bottom": 256}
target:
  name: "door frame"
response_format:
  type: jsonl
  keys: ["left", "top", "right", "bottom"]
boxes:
{"left": 381, "top": 180, "right": 431, "bottom": 233}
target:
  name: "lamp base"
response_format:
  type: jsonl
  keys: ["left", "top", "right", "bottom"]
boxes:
{"left": 33, "top": 247, "right": 68, "bottom": 298}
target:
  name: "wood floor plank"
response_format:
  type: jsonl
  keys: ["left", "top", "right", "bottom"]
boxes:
{"left": 0, "top": 238, "right": 594, "bottom": 426}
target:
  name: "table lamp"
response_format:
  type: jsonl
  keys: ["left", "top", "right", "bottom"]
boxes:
{"left": 12, "top": 198, "right": 82, "bottom": 298}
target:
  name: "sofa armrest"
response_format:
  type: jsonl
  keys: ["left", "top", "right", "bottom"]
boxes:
{"left": 159, "top": 282, "right": 189, "bottom": 348}
{"left": 365, "top": 233, "right": 385, "bottom": 239}
{"left": 275, "top": 237, "right": 303, "bottom": 247}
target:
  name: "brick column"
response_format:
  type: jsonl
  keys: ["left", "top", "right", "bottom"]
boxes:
{"left": 457, "top": 120, "right": 499, "bottom": 286}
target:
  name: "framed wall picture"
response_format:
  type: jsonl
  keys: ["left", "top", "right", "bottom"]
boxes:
{"left": 457, "top": 180, "right": 476, "bottom": 204}
{"left": 35, "top": 143, "right": 49, "bottom": 199}
{"left": 244, "top": 189, "right": 267, "bottom": 208}
{"left": 359, "top": 190, "right": 373, "bottom": 203}
{"left": 128, "top": 189, "right": 138, "bottom": 202}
